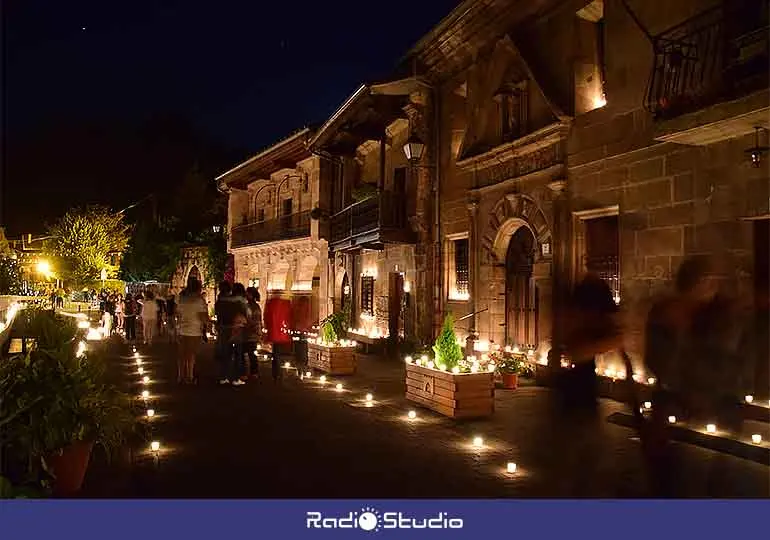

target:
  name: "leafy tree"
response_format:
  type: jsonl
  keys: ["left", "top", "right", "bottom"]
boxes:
{"left": 119, "top": 220, "right": 182, "bottom": 283}
{"left": 0, "top": 256, "right": 23, "bottom": 295}
{"left": 44, "top": 206, "right": 131, "bottom": 289}
{"left": 432, "top": 314, "right": 464, "bottom": 370}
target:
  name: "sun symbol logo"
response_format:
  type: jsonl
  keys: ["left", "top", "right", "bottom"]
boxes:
{"left": 357, "top": 507, "right": 382, "bottom": 532}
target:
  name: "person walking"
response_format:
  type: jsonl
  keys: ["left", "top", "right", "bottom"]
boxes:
{"left": 245, "top": 287, "right": 263, "bottom": 379}
{"left": 231, "top": 283, "right": 249, "bottom": 380}
{"left": 264, "top": 291, "right": 293, "bottom": 383}
{"left": 124, "top": 293, "right": 138, "bottom": 343}
{"left": 142, "top": 291, "right": 158, "bottom": 344}
{"left": 166, "top": 293, "right": 178, "bottom": 343}
{"left": 115, "top": 294, "right": 124, "bottom": 334}
{"left": 177, "top": 278, "right": 209, "bottom": 385}
{"left": 214, "top": 281, "right": 247, "bottom": 386}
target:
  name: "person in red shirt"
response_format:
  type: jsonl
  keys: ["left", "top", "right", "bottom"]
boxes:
{"left": 264, "top": 291, "right": 293, "bottom": 382}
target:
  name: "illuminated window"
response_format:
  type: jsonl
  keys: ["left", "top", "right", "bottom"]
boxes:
{"left": 360, "top": 276, "right": 375, "bottom": 316}
{"left": 447, "top": 235, "right": 470, "bottom": 301}
{"left": 584, "top": 215, "right": 619, "bottom": 303}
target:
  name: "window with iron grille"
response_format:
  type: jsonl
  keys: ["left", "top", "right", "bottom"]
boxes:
{"left": 584, "top": 215, "right": 620, "bottom": 302}
{"left": 361, "top": 276, "right": 375, "bottom": 316}
{"left": 454, "top": 238, "right": 469, "bottom": 297}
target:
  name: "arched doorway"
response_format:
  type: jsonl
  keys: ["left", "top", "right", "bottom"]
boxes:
{"left": 505, "top": 227, "right": 538, "bottom": 347}
{"left": 188, "top": 265, "right": 201, "bottom": 284}
{"left": 340, "top": 273, "right": 351, "bottom": 312}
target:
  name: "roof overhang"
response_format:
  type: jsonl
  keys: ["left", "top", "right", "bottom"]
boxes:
{"left": 217, "top": 128, "right": 313, "bottom": 190}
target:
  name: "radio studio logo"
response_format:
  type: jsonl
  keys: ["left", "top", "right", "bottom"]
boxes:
{"left": 306, "top": 506, "right": 464, "bottom": 532}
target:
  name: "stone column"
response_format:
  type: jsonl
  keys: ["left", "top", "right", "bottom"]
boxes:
{"left": 466, "top": 199, "right": 479, "bottom": 356}
{"left": 405, "top": 90, "right": 434, "bottom": 346}
{"left": 546, "top": 179, "right": 568, "bottom": 370}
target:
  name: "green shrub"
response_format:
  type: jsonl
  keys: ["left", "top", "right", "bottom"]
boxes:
{"left": 432, "top": 314, "right": 464, "bottom": 370}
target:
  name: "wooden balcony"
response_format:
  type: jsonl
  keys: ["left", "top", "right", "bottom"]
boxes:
{"left": 328, "top": 191, "right": 414, "bottom": 251}
{"left": 645, "top": 2, "right": 769, "bottom": 145}
{"left": 231, "top": 211, "right": 311, "bottom": 249}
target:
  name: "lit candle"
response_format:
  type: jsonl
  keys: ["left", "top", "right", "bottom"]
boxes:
{"left": 407, "top": 410, "right": 416, "bottom": 420}
{"left": 647, "top": 377, "right": 656, "bottom": 385}
{"left": 487, "top": 364, "right": 495, "bottom": 372}
{"left": 451, "top": 366, "right": 460, "bottom": 374}
{"left": 745, "top": 395, "right": 754, "bottom": 404}
{"left": 420, "top": 355, "right": 428, "bottom": 364}
{"left": 668, "top": 415, "right": 677, "bottom": 424}
{"left": 751, "top": 434, "right": 762, "bottom": 444}
{"left": 135, "top": 358, "right": 142, "bottom": 365}
{"left": 150, "top": 441, "right": 160, "bottom": 452}
{"left": 405, "top": 356, "right": 413, "bottom": 364}
{"left": 284, "top": 362, "right": 290, "bottom": 369}
{"left": 305, "top": 371, "right": 312, "bottom": 378}
{"left": 473, "top": 436, "right": 484, "bottom": 448}
{"left": 320, "top": 375, "right": 326, "bottom": 383}
{"left": 141, "top": 390, "right": 149, "bottom": 399}
{"left": 134, "top": 352, "right": 140, "bottom": 358}
{"left": 365, "top": 393, "right": 373, "bottom": 402}
{"left": 427, "top": 361, "right": 435, "bottom": 369}
{"left": 643, "top": 401, "right": 652, "bottom": 410}
{"left": 335, "top": 383, "right": 343, "bottom": 391}
{"left": 142, "top": 376, "right": 150, "bottom": 384}
{"left": 471, "top": 363, "right": 479, "bottom": 373}
{"left": 138, "top": 367, "right": 144, "bottom": 374}
{"left": 706, "top": 423, "right": 716, "bottom": 434}
{"left": 147, "top": 409, "right": 155, "bottom": 418}
{"left": 506, "top": 462, "right": 517, "bottom": 474}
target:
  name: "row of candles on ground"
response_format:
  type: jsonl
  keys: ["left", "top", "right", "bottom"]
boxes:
{"left": 133, "top": 346, "right": 162, "bottom": 456}
{"left": 639, "top": 400, "right": 764, "bottom": 445}
{"left": 285, "top": 363, "right": 520, "bottom": 477}
{"left": 405, "top": 355, "right": 492, "bottom": 374}
{"left": 347, "top": 326, "right": 390, "bottom": 340}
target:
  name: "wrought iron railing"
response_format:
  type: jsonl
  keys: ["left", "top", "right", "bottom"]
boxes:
{"left": 329, "top": 191, "right": 408, "bottom": 245}
{"left": 645, "top": 2, "right": 769, "bottom": 119}
{"left": 231, "top": 211, "right": 311, "bottom": 248}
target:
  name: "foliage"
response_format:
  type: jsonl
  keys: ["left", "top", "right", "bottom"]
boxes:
{"left": 319, "top": 311, "right": 348, "bottom": 344}
{"left": 0, "top": 256, "right": 23, "bottom": 295}
{"left": 119, "top": 219, "right": 182, "bottom": 283}
{"left": 200, "top": 228, "right": 228, "bottom": 286}
{"left": 44, "top": 206, "right": 132, "bottom": 289}
{"left": 351, "top": 183, "right": 378, "bottom": 202}
{"left": 490, "top": 350, "right": 535, "bottom": 376}
{"left": 0, "top": 475, "right": 47, "bottom": 499}
{"left": 432, "top": 314, "right": 464, "bottom": 370}
{"left": 0, "top": 309, "right": 135, "bottom": 467}
{"left": 0, "top": 227, "right": 14, "bottom": 257}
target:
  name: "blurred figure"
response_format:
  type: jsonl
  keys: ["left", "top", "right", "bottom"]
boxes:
{"left": 214, "top": 281, "right": 247, "bottom": 386}
{"left": 142, "top": 291, "right": 158, "bottom": 344}
{"left": 738, "top": 281, "right": 770, "bottom": 399}
{"left": 292, "top": 295, "right": 312, "bottom": 371}
{"left": 177, "top": 278, "right": 209, "bottom": 384}
{"left": 124, "top": 293, "right": 138, "bottom": 343}
{"left": 114, "top": 294, "right": 124, "bottom": 333}
{"left": 166, "top": 293, "right": 178, "bottom": 343}
{"left": 245, "top": 287, "right": 263, "bottom": 378}
{"left": 231, "top": 283, "right": 249, "bottom": 380}
{"left": 264, "top": 291, "right": 293, "bottom": 383}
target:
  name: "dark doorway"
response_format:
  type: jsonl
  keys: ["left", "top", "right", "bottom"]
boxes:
{"left": 505, "top": 227, "right": 538, "bottom": 347}
{"left": 388, "top": 272, "right": 405, "bottom": 340}
{"left": 341, "top": 273, "right": 351, "bottom": 313}
{"left": 752, "top": 219, "right": 769, "bottom": 396}
{"left": 188, "top": 265, "right": 201, "bottom": 284}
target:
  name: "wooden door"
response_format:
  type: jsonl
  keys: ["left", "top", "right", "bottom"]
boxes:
{"left": 505, "top": 227, "right": 538, "bottom": 347}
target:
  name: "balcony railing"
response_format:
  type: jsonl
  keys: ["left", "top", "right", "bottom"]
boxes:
{"left": 231, "top": 211, "right": 311, "bottom": 248}
{"left": 645, "top": 2, "right": 769, "bottom": 119}
{"left": 329, "top": 191, "right": 410, "bottom": 248}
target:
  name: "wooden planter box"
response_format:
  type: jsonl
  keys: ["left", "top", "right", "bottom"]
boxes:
{"left": 307, "top": 342, "right": 357, "bottom": 375}
{"left": 405, "top": 363, "right": 494, "bottom": 419}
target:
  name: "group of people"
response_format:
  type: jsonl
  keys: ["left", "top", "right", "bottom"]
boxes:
{"left": 97, "top": 289, "right": 178, "bottom": 344}
{"left": 552, "top": 254, "right": 768, "bottom": 495}
{"left": 173, "top": 276, "right": 300, "bottom": 387}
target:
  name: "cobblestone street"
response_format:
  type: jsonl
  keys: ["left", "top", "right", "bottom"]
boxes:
{"left": 81, "top": 340, "right": 770, "bottom": 498}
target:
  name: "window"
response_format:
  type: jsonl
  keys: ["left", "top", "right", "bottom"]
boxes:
{"left": 584, "top": 215, "right": 620, "bottom": 303}
{"left": 361, "top": 276, "right": 375, "bottom": 316}
{"left": 498, "top": 85, "right": 527, "bottom": 142}
{"left": 447, "top": 235, "right": 470, "bottom": 301}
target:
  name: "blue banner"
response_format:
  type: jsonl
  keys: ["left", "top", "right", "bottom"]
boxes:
{"left": 1, "top": 500, "right": 767, "bottom": 539}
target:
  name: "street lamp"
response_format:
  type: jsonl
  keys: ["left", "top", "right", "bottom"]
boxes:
{"left": 36, "top": 260, "right": 51, "bottom": 276}
{"left": 402, "top": 133, "right": 426, "bottom": 163}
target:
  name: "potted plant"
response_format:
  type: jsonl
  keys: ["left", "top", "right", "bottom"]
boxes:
{"left": 307, "top": 312, "right": 357, "bottom": 375}
{"left": 404, "top": 315, "right": 495, "bottom": 418}
{"left": 491, "top": 349, "right": 535, "bottom": 389}
{"left": 0, "top": 308, "right": 134, "bottom": 496}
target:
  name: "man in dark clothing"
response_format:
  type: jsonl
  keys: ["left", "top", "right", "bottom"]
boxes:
{"left": 214, "top": 281, "right": 247, "bottom": 386}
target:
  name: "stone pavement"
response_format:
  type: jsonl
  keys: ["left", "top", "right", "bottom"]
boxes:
{"left": 80, "top": 339, "right": 770, "bottom": 498}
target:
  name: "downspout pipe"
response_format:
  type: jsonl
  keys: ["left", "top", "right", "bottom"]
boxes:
{"left": 433, "top": 87, "right": 442, "bottom": 342}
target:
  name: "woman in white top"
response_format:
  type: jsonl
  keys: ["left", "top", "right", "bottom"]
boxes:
{"left": 142, "top": 291, "right": 159, "bottom": 344}
{"left": 177, "top": 277, "right": 209, "bottom": 384}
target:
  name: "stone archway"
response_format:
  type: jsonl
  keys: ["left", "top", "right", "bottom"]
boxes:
{"left": 480, "top": 193, "right": 553, "bottom": 349}
{"left": 188, "top": 265, "right": 201, "bottom": 284}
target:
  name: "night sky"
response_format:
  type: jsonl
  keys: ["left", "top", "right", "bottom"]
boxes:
{"left": 2, "top": 0, "right": 460, "bottom": 235}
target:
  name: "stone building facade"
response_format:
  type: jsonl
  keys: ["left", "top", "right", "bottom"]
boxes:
{"left": 170, "top": 246, "right": 216, "bottom": 309}
{"left": 217, "top": 0, "right": 768, "bottom": 387}
{"left": 217, "top": 128, "right": 330, "bottom": 323}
